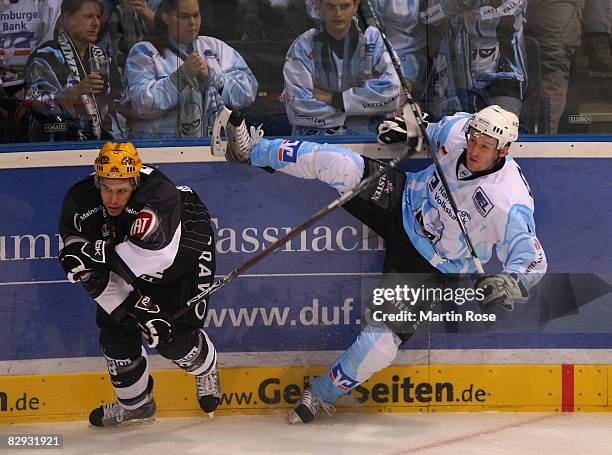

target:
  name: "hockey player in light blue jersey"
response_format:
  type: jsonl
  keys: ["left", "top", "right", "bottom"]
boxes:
{"left": 124, "top": 0, "right": 258, "bottom": 138}
{"left": 221, "top": 104, "right": 547, "bottom": 423}
{"left": 283, "top": 0, "right": 400, "bottom": 136}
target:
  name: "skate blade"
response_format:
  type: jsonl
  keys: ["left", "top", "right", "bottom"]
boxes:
{"left": 211, "top": 107, "right": 232, "bottom": 157}
{"left": 126, "top": 416, "right": 156, "bottom": 427}
{"left": 287, "top": 410, "right": 306, "bottom": 424}
{"left": 90, "top": 416, "right": 156, "bottom": 429}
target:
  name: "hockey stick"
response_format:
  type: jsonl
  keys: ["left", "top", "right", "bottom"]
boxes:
{"left": 358, "top": 0, "right": 484, "bottom": 274}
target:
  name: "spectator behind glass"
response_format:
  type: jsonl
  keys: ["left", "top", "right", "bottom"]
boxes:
{"left": 23, "top": 0, "right": 127, "bottom": 141}
{"left": 420, "top": 0, "right": 527, "bottom": 120}
{"left": 124, "top": 0, "right": 258, "bottom": 139}
{"left": 526, "top": 0, "right": 585, "bottom": 133}
{"left": 0, "top": 0, "right": 61, "bottom": 96}
{"left": 97, "top": 0, "right": 162, "bottom": 69}
{"left": 283, "top": 0, "right": 400, "bottom": 136}
{"left": 306, "top": 0, "right": 426, "bottom": 98}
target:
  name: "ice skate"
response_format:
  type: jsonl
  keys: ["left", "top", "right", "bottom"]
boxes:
{"left": 288, "top": 385, "right": 335, "bottom": 424}
{"left": 196, "top": 362, "right": 222, "bottom": 418}
{"left": 89, "top": 393, "right": 156, "bottom": 428}
{"left": 225, "top": 110, "right": 264, "bottom": 164}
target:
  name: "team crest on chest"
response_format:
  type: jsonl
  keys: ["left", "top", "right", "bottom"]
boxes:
{"left": 472, "top": 187, "right": 494, "bottom": 217}
{"left": 130, "top": 208, "right": 159, "bottom": 239}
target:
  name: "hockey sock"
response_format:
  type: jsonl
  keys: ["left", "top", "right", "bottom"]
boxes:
{"left": 313, "top": 323, "right": 400, "bottom": 404}
{"left": 104, "top": 346, "right": 151, "bottom": 409}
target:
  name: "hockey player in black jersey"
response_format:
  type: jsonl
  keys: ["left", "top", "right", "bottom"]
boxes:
{"left": 58, "top": 142, "right": 219, "bottom": 427}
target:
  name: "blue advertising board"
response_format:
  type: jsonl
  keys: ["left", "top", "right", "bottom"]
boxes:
{"left": 1, "top": 154, "right": 611, "bottom": 361}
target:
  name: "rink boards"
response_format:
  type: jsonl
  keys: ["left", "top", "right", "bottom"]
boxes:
{"left": 0, "top": 364, "right": 611, "bottom": 424}
{"left": 0, "top": 137, "right": 611, "bottom": 422}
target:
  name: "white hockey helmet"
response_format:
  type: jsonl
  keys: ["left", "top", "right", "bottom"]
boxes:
{"left": 467, "top": 105, "right": 519, "bottom": 149}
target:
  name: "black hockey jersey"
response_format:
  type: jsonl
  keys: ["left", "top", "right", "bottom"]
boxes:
{"left": 59, "top": 166, "right": 214, "bottom": 315}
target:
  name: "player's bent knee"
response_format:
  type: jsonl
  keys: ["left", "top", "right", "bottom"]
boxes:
{"left": 354, "top": 328, "right": 400, "bottom": 381}
{"left": 155, "top": 326, "right": 199, "bottom": 359}
{"left": 156, "top": 327, "right": 217, "bottom": 376}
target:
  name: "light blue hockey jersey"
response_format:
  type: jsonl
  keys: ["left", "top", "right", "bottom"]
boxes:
{"left": 125, "top": 36, "right": 257, "bottom": 138}
{"left": 406, "top": 113, "right": 546, "bottom": 289}
{"left": 250, "top": 113, "right": 547, "bottom": 290}
{"left": 282, "top": 20, "right": 400, "bottom": 136}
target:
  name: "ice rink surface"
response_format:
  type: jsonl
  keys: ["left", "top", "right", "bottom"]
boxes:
{"left": 3, "top": 412, "right": 612, "bottom": 455}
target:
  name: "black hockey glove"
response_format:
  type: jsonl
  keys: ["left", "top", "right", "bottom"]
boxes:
{"left": 59, "top": 240, "right": 113, "bottom": 282}
{"left": 475, "top": 273, "right": 528, "bottom": 311}
{"left": 377, "top": 116, "right": 408, "bottom": 144}
{"left": 377, "top": 114, "right": 428, "bottom": 145}
{"left": 113, "top": 290, "right": 173, "bottom": 349}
